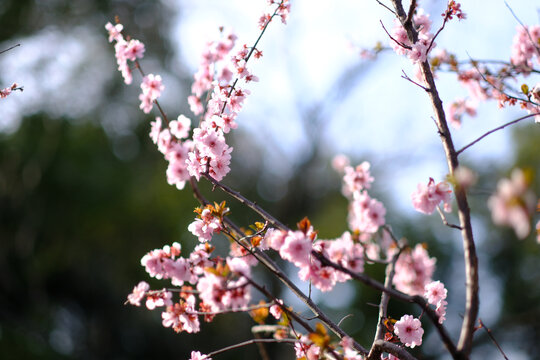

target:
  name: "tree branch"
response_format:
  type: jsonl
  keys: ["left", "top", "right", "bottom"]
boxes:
{"left": 456, "top": 113, "right": 538, "bottom": 155}
{"left": 389, "top": 0, "right": 479, "bottom": 356}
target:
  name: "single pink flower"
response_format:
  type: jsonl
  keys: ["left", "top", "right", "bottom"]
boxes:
{"left": 394, "top": 314, "right": 424, "bottom": 348}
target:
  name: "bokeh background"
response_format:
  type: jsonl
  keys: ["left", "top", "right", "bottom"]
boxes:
{"left": 1, "top": 0, "right": 539, "bottom": 359}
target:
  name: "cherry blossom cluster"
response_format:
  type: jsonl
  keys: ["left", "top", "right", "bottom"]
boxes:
{"left": 0, "top": 82, "right": 18, "bottom": 99}
{"left": 389, "top": 280, "right": 447, "bottom": 348}
{"left": 424, "top": 280, "right": 448, "bottom": 324}
{"left": 128, "top": 239, "right": 257, "bottom": 334}
{"left": 333, "top": 156, "right": 386, "bottom": 235}
{"left": 390, "top": 7, "right": 435, "bottom": 64}
{"left": 392, "top": 244, "right": 436, "bottom": 296}
{"left": 105, "top": 22, "right": 145, "bottom": 85}
{"left": 181, "top": 1, "right": 289, "bottom": 183}
{"left": 428, "top": 22, "right": 540, "bottom": 128}
{"left": 411, "top": 177, "right": 452, "bottom": 215}
{"left": 258, "top": 0, "right": 291, "bottom": 29}
{"left": 510, "top": 24, "right": 540, "bottom": 73}
{"left": 441, "top": 1, "right": 467, "bottom": 21}
{"left": 488, "top": 168, "right": 537, "bottom": 239}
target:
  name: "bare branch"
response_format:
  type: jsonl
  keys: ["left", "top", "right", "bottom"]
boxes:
{"left": 207, "top": 338, "right": 299, "bottom": 358}
{"left": 456, "top": 113, "right": 539, "bottom": 155}
{"left": 372, "top": 340, "right": 417, "bottom": 360}
{"left": 436, "top": 206, "right": 463, "bottom": 230}
{"left": 376, "top": 0, "right": 397, "bottom": 15}
{"left": 401, "top": 70, "right": 429, "bottom": 91}
{"left": 0, "top": 43, "right": 20, "bottom": 55}
{"left": 202, "top": 172, "right": 290, "bottom": 231}
{"left": 478, "top": 319, "right": 509, "bottom": 360}
{"left": 380, "top": 20, "right": 412, "bottom": 50}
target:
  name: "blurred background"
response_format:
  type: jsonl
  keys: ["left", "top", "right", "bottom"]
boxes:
{"left": 0, "top": 0, "right": 539, "bottom": 359}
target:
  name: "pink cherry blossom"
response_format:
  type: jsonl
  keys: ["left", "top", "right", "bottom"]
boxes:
{"left": 331, "top": 154, "right": 350, "bottom": 173}
{"left": 269, "top": 299, "right": 283, "bottom": 319}
{"left": 124, "top": 39, "right": 145, "bottom": 61}
{"left": 424, "top": 280, "right": 447, "bottom": 305}
{"left": 436, "top": 299, "right": 448, "bottom": 324}
{"left": 170, "top": 115, "right": 191, "bottom": 139}
{"left": 488, "top": 168, "right": 537, "bottom": 239}
{"left": 510, "top": 25, "right": 540, "bottom": 72}
{"left": 447, "top": 98, "right": 477, "bottom": 129}
{"left": 348, "top": 191, "right": 386, "bottom": 233}
{"left": 127, "top": 281, "right": 150, "bottom": 306}
{"left": 145, "top": 290, "right": 173, "bottom": 310}
{"left": 343, "top": 161, "right": 374, "bottom": 195}
{"left": 141, "top": 74, "right": 164, "bottom": 101}
{"left": 411, "top": 178, "right": 452, "bottom": 215}
{"left": 189, "top": 351, "right": 211, "bottom": 360}
{"left": 298, "top": 259, "right": 336, "bottom": 292}
{"left": 105, "top": 22, "right": 123, "bottom": 43}
{"left": 279, "top": 230, "right": 312, "bottom": 267}
{"left": 394, "top": 314, "right": 424, "bottom": 348}
{"left": 0, "top": 83, "right": 19, "bottom": 99}
{"left": 393, "top": 244, "right": 436, "bottom": 296}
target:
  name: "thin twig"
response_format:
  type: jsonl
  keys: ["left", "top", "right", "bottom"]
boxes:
{"left": 436, "top": 206, "right": 463, "bottom": 230}
{"left": 207, "top": 338, "right": 299, "bottom": 357}
{"left": 401, "top": 70, "right": 429, "bottom": 91}
{"left": 219, "top": 1, "right": 285, "bottom": 115}
{"left": 376, "top": 0, "right": 397, "bottom": 15}
{"left": 456, "top": 113, "right": 538, "bottom": 155}
{"left": 467, "top": 53, "right": 539, "bottom": 107}
{"left": 505, "top": 1, "right": 540, "bottom": 58}
{"left": 0, "top": 43, "right": 20, "bottom": 55}
{"left": 478, "top": 319, "right": 509, "bottom": 360}
{"left": 380, "top": 20, "right": 412, "bottom": 50}
{"left": 202, "top": 172, "right": 289, "bottom": 231}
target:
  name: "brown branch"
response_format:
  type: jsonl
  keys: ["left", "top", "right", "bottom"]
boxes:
{"left": 380, "top": 20, "right": 412, "bottom": 50}
{"left": 467, "top": 55, "right": 539, "bottom": 107}
{"left": 456, "top": 113, "right": 539, "bottom": 155}
{"left": 372, "top": 340, "right": 417, "bottom": 360}
{"left": 401, "top": 70, "right": 429, "bottom": 91}
{"left": 389, "top": 0, "right": 479, "bottom": 356}
{"left": 376, "top": 0, "right": 397, "bottom": 15}
{"left": 187, "top": 188, "right": 367, "bottom": 354}
{"left": 313, "top": 251, "right": 458, "bottom": 357}
{"left": 405, "top": 0, "right": 417, "bottom": 27}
